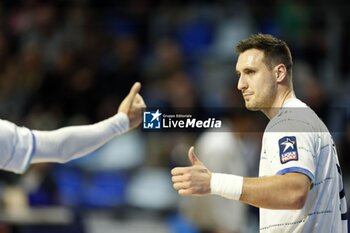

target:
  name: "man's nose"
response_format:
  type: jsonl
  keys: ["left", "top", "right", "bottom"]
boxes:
{"left": 237, "top": 75, "right": 247, "bottom": 91}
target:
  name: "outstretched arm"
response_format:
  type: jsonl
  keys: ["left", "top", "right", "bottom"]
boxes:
{"left": 32, "top": 82, "right": 146, "bottom": 163}
{"left": 171, "top": 147, "right": 311, "bottom": 210}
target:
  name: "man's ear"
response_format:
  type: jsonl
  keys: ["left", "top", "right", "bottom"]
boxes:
{"left": 274, "top": 64, "right": 287, "bottom": 83}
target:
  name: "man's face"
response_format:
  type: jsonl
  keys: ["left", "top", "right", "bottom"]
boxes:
{"left": 235, "top": 49, "right": 277, "bottom": 111}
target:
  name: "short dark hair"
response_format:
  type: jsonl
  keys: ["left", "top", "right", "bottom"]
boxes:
{"left": 235, "top": 34, "right": 293, "bottom": 77}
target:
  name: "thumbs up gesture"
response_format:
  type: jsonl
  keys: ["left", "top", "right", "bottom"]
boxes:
{"left": 171, "top": 147, "right": 212, "bottom": 196}
{"left": 118, "top": 82, "right": 146, "bottom": 129}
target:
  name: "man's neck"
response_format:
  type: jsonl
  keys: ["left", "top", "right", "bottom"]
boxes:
{"left": 262, "top": 89, "right": 295, "bottom": 120}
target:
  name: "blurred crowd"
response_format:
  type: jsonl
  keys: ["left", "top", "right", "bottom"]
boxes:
{"left": 0, "top": 0, "right": 349, "bottom": 233}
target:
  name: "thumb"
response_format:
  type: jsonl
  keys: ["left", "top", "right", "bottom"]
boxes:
{"left": 125, "top": 82, "right": 141, "bottom": 106}
{"left": 188, "top": 146, "right": 202, "bottom": 165}
{"left": 119, "top": 82, "right": 141, "bottom": 113}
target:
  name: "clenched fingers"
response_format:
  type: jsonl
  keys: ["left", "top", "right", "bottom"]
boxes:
{"left": 173, "top": 181, "right": 191, "bottom": 190}
{"left": 171, "top": 167, "right": 190, "bottom": 176}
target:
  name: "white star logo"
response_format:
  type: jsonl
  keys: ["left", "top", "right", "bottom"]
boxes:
{"left": 281, "top": 138, "right": 295, "bottom": 152}
{"left": 150, "top": 109, "right": 162, "bottom": 122}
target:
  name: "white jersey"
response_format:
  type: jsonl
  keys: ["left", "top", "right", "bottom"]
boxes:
{"left": 259, "top": 98, "right": 347, "bottom": 233}
{"left": 0, "top": 119, "right": 35, "bottom": 173}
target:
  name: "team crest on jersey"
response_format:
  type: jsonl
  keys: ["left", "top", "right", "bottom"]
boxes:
{"left": 279, "top": 136, "right": 298, "bottom": 164}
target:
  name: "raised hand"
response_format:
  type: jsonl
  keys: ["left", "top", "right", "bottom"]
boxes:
{"left": 171, "top": 146, "right": 212, "bottom": 196}
{"left": 118, "top": 82, "right": 146, "bottom": 129}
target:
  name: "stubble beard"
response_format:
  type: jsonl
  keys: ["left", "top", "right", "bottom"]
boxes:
{"left": 244, "top": 97, "right": 260, "bottom": 111}
{"left": 244, "top": 91, "right": 275, "bottom": 112}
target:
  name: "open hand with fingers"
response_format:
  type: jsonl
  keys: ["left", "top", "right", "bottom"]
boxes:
{"left": 171, "top": 147, "right": 212, "bottom": 196}
{"left": 118, "top": 82, "right": 147, "bottom": 129}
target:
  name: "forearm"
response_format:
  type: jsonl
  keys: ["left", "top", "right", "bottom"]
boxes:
{"left": 211, "top": 172, "right": 310, "bottom": 210}
{"left": 240, "top": 174, "right": 309, "bottom": 209}
{"left": 31, "top": 113, "right": 129, "bottom": 163}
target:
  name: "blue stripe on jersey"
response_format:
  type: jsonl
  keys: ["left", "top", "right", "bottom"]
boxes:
{"left": 30, "top": 130, "right": 36, "bottom": 156}
{"left": 276, "top": 167, "right": 315, "bottom": 183}
{"left": 23, "top": 130, "right": 37, "bottom": 171}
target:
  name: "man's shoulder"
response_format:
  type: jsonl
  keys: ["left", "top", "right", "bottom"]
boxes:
{"left": 266, "top": 99, "right": 325, "bottom": 133}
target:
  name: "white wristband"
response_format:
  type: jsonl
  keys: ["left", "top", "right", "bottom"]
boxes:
{"left": 210, "top": 173, "right": 243, "bottom": 200}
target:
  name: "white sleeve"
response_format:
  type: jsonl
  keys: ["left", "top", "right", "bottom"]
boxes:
{"left": 0, "top": 119, "right": 35, "bottom": 174}
{"left": 265, "top": 131, "right": 317, "bottom": 183}
{"left": 264, "top": 111, "right": 319, "bottom": 183}
{"left": 31, "top": 112, "right": 129, "bottom": 164}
